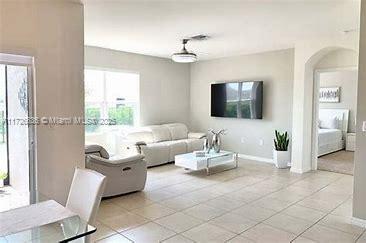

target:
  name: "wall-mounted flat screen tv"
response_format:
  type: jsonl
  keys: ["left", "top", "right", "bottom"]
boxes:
{"left": 211, "top": 81, "right": 263, "bottom": 119}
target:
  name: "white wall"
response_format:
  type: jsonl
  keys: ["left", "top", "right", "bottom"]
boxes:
{"left": 85, "top": 46, "right": 191, "bottom": 126}
{"left": 353, "top": 0, "right": 366, "bottom": 222}
{"left": 0, "top": 0, "right": 84, "bottom": 204}
{"left": 190, "top": 49, "right": 294, "bottom": 160}
{"left": 318, "top": 70, "right": 358, "bottom": 132}
{"left": 316, "top": 49, "right": 358, "bottom": 69}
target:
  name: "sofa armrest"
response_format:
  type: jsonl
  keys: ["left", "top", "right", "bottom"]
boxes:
{"left": 123, "top": 139, "right": 147, "bottom": 153}
{"left": 86, "top": 154, "right": 145, "bottom": 167}
{"left": 133, "top": 141, "right": 147, "bottom": 154}
{"left": 135, "top": 141, "right": 147, "bottom": 146}
{"left": 123, "top": 139, "right": 146, "bottom": 147}
{"left": 188, "top": 132, "right": 206, "bottom": 139}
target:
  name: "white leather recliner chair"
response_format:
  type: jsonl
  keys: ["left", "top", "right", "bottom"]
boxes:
{"left": 85, "top": 145, "right": 147, "bottom": 197}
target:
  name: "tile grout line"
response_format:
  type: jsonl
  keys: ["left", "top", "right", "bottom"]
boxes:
{"left": 354, "top": 228, "right": 366, "bottom": 242}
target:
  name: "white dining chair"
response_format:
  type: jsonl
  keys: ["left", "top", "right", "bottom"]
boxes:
{"left": 66, "top": 168, "right": 106, "bottom": 225}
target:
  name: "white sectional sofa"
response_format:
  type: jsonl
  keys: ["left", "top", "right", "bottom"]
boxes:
{"left": 126, "top": 123, "right": 206, "bottom": 167}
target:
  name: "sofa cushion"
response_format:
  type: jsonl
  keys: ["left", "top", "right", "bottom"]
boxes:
{"left": 160, "top": 140, "right": 187, "bottom": 161}
{"left": 149, "top": 125, "right": 172, "bottom": 142}
{"left": 141, "top": 143, "right": 170, "bottom": 166}
{"left": 164, "top": 123, "right": 188, "bottom": 140}
{"left": 182, "top": 138, "right": 205, "bottom": 152}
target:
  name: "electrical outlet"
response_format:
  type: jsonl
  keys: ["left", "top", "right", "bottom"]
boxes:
{"left": 241, "top": 137, "right": 245, "bottom": 143}
{"left": 259, "top": 139, "right": 264, "bottom": 146}
{"left": 363, "top": 121, "right": 366, "bottom": 132}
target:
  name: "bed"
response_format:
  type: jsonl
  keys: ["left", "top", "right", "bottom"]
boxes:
{"left": 317, "top": 109, "right": 349, "bottom": 157}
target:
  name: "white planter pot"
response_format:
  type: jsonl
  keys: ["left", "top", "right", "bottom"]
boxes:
{"left": 0, "top": 179, "right": 3, "bottom": 188}
{"left": 273, "top": 149, "right": 291, "bottom": 169}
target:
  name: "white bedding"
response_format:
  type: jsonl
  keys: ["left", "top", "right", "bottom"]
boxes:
{"left": 318, "top": 128, "right": 342, "bottom": 146}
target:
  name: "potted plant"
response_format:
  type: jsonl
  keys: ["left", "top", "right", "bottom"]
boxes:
{"left": 0, "top": 171, "right": 7, "bottom": 187}
{"left": 273, "top": 130, "right": 290, "bottom": 168}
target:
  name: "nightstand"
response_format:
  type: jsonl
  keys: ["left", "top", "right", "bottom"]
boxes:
{"left": 346, "top": 133, "right": 356, "bottom": 152}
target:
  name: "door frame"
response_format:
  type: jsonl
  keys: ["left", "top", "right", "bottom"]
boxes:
{"left": 311, "top": 66, "right": 358, "bottom": 170}
{"left": 0, "top": 53, "right": 37, "bottom": 203}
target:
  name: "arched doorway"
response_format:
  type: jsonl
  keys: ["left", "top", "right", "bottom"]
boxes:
{"left": 311, "top": 49, "right": 358, "bottom": 173}
{"left": 290, "top": 43, "right": 358, "bottom": 174}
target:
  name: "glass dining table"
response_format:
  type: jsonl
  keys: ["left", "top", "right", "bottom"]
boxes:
{"left": 0, "top": 198, "right": 97, "bottom": 243}
{"left": 0, "top": 215, "right": 96, "bottom": 243}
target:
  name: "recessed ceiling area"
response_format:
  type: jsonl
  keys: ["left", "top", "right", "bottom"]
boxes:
{"left": 84, "top": 0, "right": 360, "bottom": 61}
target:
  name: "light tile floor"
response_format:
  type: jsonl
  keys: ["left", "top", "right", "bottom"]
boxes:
{"left": 94, "top": 159, "right": 365, "bottom": 243}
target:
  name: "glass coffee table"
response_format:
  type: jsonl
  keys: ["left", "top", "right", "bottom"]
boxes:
{"left": 175, "top": 150, "right": 238, "bottom": 175}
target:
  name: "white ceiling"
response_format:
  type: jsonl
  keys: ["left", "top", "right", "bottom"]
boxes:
{"left": 84, "top": 0, "right": 360, "bottom": 61}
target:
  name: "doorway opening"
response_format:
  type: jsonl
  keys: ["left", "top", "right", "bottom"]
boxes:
{"left": 0, "top": 54, "right": 36, "bottom": 212}
{"left": 312, "top": 49, "right": 358, "bottom": 175}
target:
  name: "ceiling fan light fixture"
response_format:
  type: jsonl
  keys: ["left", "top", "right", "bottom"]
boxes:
{"left": 171, "top": 52, "right": 197, "bottom": 63}
{"left": 172, "top": 39, "right": 197, "bottom": 63}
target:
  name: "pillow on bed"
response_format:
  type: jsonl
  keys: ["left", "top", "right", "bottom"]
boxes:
{"left": 319, "top": 117, "right": 338, "bottom": 129}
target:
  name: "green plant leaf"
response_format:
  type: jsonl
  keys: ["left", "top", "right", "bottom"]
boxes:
{"left": 274, "top": 130, "right": 289, "bottom": 151}
{"left": 0, "top": 171, "right": 7, "bottom": 180}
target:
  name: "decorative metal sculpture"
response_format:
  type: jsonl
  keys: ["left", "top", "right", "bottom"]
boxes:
{"left": 209, "top": 129, "right": 226, "bottom": 153}
{"left": 203, "top": 137, "right": 210, "bottom": 152}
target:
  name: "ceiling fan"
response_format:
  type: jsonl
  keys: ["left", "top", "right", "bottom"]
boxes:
{"left": 171, "top": 35, "right": 209, "bottom": 63}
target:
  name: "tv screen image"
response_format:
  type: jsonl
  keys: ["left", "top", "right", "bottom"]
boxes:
{"left": 211, "top": 81, "right": 263, "bottom": 119}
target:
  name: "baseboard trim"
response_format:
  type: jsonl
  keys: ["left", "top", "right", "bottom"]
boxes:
{"left": 238, "top": 154, "right": 273, "bottom": 164}
{"left": 290, "top": 166, "right": 312, "bottom": 174}
{"left": 290, "top": 167, "right": 304, "bottom": 174}
{"left": 351, "top": 217, "right": 366, "bottom": 228}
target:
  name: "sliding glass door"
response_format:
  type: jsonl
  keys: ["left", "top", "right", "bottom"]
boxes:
{"left": 0, "top": 58, "right": 35, "bottom": 211}
{"left": 7, "top": 65, "right": 30, "bottom": 197}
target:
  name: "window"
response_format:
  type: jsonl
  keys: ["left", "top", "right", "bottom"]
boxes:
{"left": 84, "top": 68, "right": 139, "bottom": 154}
